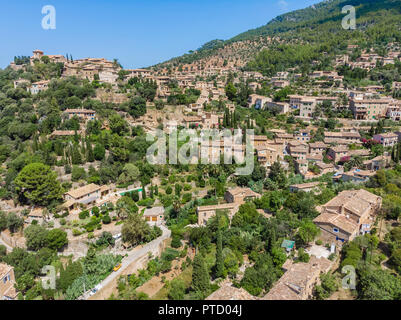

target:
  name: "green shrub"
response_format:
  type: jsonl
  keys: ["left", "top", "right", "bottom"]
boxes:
{"left": 102, "top": 215, "right": 111, "bottom": 224}
{"left": 168, "top": 278, "right": 186, "bottom": 300}
{"left": 72, "top": 229, "right": 82, "bottom": 236}
{"left": 79, "top": 210, "right": 89, "bottom": 220}
{"left": 92, "top": 206, "right": 100, "bottom": 217}
{"left": 137, "top": 198, "right": 155, "bottom": 207}
{"left": 171, "top": 235, "right": 182, "bottom": 248}
{"left": 181, "top": 193, "right": 192, "bottom": 203}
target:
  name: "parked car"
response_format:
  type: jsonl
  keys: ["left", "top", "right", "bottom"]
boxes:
{"left": 113, "top": 264, "right": 122, "bottom": 272}
{"left": 89, "top": 284, "right": 102, "bottom": 296}
{"left": 113, "top": 233, "right": 122, "bottom": 240}
{"left": 89, "top": 288, "right": 97, "bottom": 296}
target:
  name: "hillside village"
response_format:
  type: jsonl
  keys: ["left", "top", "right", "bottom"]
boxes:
{"left": 1, "top": 0, "right": 401, "bottom": 302}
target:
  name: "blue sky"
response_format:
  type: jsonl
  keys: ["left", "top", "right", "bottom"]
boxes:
{"left": 0, "top": 0, "right": 320, "bottom": 69}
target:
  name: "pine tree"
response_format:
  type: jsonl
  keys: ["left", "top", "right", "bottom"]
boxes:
{"left": 192, "top": 254, "right": 210, "bottom": 297}
{"left": 215, "top": 229, "right": 224, "bottom": 278}
{"left": 149, "top": 184, "right": 154, "bottom": 199}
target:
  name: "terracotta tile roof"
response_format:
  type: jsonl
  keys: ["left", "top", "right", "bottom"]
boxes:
{"left": 251, "top": 135, "right": 268, "bottom": 141}
{"left": 65, "top": 183, "right": 100, "bottom": 199}
{"left": 290, "top": 182, "right": 322, "bottom": 189}
{"left": 306, "top": 154, "right": 323, "bottom": 161}
{"left": 64, "top": 109, "right": 96, "bottom": 114}
{"left": 50, "top": 130, "right": 78, "bottom": 137}
{"left": 263, "top": 256, "right": 333, "bottom": 300}
{"left": 309, "top": 142, "right": 328, "bottom": 148}
{"left": 314, "top": 189, "right": 381, "bottom": 234}
{"left": 374, "top": 132, "right": 398, "bottom": 138}
{"left": 316, "top": 162, "right": 334, "bottom": 169}
{"left": 197, "top": 203, "right": 239, "bottom": 212}
{"left": 0, "top": 263, "right": 13, "bottom": 280}
{"left": 314, "top": 212, "right": 357, "bottom": 234}
{"left": 348, "top": 149, "right": 371, "bottom": 157}
{"left": 206, "top": 283, "right": 257, "bottom": 300}
{"left": 343, "top": 196, "right": 371, "bottom": 217}
{"left": 226, "top": 187, "right": 260, "bottom": 198}
{"left": 143, "top": 207, "right": 164, "bottom": 217}
{"left": 329, "top": 146, "right": 348, "bottom": 153}
{"left": 291, "top": 146, "right": 308, "bottom": 153}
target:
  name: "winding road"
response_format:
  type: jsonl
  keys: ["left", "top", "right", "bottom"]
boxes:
{"left": 0, "top": 237, "right": 13, "bottom": 253}
{"left": 80, "top": 224, "right": 171, "bottom": 300}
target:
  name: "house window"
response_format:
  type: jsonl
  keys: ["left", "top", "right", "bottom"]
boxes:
{"left": 333, "top": 228, "right": 339, "bottom": 233}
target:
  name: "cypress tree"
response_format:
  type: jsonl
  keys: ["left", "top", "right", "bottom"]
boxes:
{"left": 141, "top": 184, "right": 146, "bottom": 200}
{"left": 86, "top": 140, "right": 94, "bottom": 162}
{"left": 132, "top": 190, "right": 139, "bottom": 202}
{"left": 192, "top": 254, "right": 210, "bottom": 297}
{"left": 74, "top": 130, "right": 79, "bottom": 144}
{"left": 32, "top": 134, "right": 39, "bottom": 152}
{"left": 71, "top": 144, "right": 82, "bottom": 165}
{"left": 215, "top": 229, "right": 224, "bottom": 278}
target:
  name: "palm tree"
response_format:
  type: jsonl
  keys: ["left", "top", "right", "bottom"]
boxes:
{"left": 116, "top": 201, "right": 129, "bottom": 220}
{"left": 349, "top": 155, "right": 363, "bottom": 169}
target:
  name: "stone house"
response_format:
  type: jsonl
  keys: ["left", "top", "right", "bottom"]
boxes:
{"left": 0, "top": 263, "right": 17, "bottom": 300}
{"left": 313, "top": 189, "right": 382, "bottom": 242}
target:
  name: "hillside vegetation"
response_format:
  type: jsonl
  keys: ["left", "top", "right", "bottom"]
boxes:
{"left": 155, "top": 0, "right": 401, "bottom": 72}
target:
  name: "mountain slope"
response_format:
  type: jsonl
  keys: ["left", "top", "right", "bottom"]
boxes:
{"left": 153, "top": 0, "right": 401, "bottom": 73}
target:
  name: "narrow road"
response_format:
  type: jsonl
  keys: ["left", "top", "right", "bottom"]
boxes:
{"left": 80, "top": 225, "right": 171, "bottom": 300}
{"left": 0, "top": 237, "right": 13, "bottom": 253}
